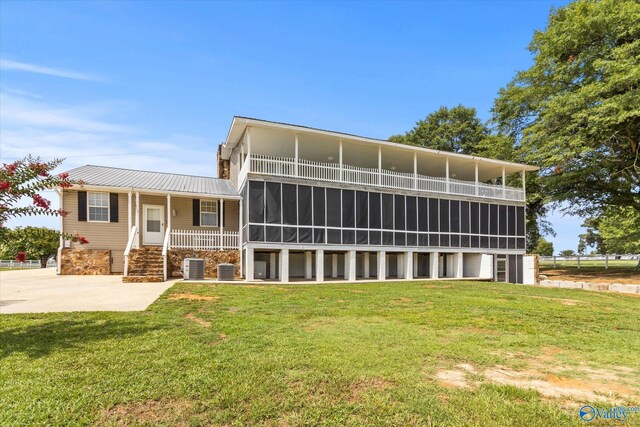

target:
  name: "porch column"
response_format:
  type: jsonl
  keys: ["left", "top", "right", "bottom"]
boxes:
{"left": 331, "top": 253, "right": 338, "bottom": 278}
{"left": 280, "top": 249, "right": 289, "bottom": 282}
{"left": 430, "top": 251, "right": 439, "bottom": 279}
{"left": 377, "top": 251, "right": 386, "bottom": 280}
{"left": 363, "top": 252, "right": 370, "bottom": 279}
{"left": 135, "top": 192, "right": 140, "bottom": 247}
{"left": 304, "top": 251, "right": 313, "bottom": 279}
{"left": 445, "top": 158, "right": 450, "bottom": 194}
{"left": 413, "top": 152, "right": 417, "bottom": 189}
{"left": 475, "top": 162, "right": 479, "bottom": 196}
{"left": 247, "top": 126, "right": 252, "bottom": 156}
{"left": 521, "top": 170, "right": 526, "bottom": 200}
{"left": 502, "top": 166, "right": 506, "bottom": 199}
{"left": 413, "top": 252, "right": 419, "bottom": 278}
{"left": 315, "top": 249, "right": 324, "bottom": 282}
{"left": 127, "top": 191, "right": 132, "bottom": 236}
{"left": 240, "top": 141, "right": 244, "bottom": 169}
{"left": 346, "top": 250, "right": 356, "bottom": 281}
{"left": 269, "top": 252, "right": 277, "bottom": 279}
{"left": 454, "top": 252, "right": 464, "bottom": 278}
{"left": 404, "top": 251, "right": 413, "bottom": 280}
{"left": 166, "top": 194, "right": 171, "bottom": 241}
{"left": 245, "top": 247, "right": 254, "bottom": 281}
{"left": 339, "top": 140, "right": 343, "bottom": 181}
{"left": 378, "top": 146, "right": 382, "bottom": 185}
{"left": 219, "top": 198, "right": 224, "bottom": 249}
{"left": 294, "top": 134, "right": 299, "bottom": 177}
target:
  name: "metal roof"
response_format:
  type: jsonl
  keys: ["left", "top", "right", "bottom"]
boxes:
{"left": 65, "top": 165, "right": 238, "bottom": 196}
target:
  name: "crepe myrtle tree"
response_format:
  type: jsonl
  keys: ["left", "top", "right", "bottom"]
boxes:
{"left": 0, "top": 155, "right": 88, "bottom": 262}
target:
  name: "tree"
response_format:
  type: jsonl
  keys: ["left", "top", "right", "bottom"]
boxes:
{"left": 559, "top": 249, "right": 576, "bottom": 257}
{"left": 1, "top": 155, "right": 88, "bottom": 257}
{"left": 389, "top": 105, "right": 490, "bottom": 154}
{"left": 3, "top": 227, "right": 62, "bottom": 267}
{"left": 390, "top": 106, "right": 553, "bottom": 252}
{"left": 578, "top": 217, "right": 605, "bottom": 254}
{"left": 492, "top": 0, "right": 640, "bottom": 217}
{"left": 597, "top": 207, "right": 640, "bottom": 255}
{"left": 533, "top": 238, "right": 554, "bottom": 256}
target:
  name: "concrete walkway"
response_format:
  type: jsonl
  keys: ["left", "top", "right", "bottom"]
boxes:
{"left": 0, "top": 268, "right": 175, "bottom": 314}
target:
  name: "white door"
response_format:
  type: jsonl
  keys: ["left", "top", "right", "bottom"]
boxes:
{"left": 143, "top": 205, "right": 164, "bottom": 245}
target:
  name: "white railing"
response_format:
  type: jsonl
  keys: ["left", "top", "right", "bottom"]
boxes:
{"left": 248, "top": 153, "right": 525, "bottom": 201}
{"left": 171, "top": 229, "right": 239, "bottom": 250}
{"left": 162, "top": 228, "right": 170, "bottom": 281}
{"left": 123, "top": 225, "right": 138, "bottom": 278}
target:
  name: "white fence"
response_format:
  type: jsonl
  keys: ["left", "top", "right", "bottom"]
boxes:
{"left": 170, "top": 229, "right": 238, "bottom": 250}
{"left": 249, "top": 153, "right": 524, "bottom": 202}
{"left": 0, "top": 259, "right": 56, "bottom": 269}
{"left": 539, "top": 254, "right": 639, "bottom": 269}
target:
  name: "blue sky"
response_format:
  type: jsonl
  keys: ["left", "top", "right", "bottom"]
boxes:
{"left": 0, "top": 0, "right": 581, "bottom": 253}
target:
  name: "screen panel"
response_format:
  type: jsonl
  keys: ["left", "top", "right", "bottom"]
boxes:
{"left": 439, "top": 199, "right": 450, "bottom": 232}
{"left": 357, "top": 230, "right": 368, "bottom": 244}
{"left": 382, "top": 194, "right": 394, "bottom": 230}
{"left": 266, "top": 226, "right": 281, "bottom": 242}
{"left": 429, "top": 233, "right": 439, "bottom": 247}
{"left": 313, "top": 187, "right": 325, "bottom": 226}
{"left": 395, "top": 232, "right": 406, "bottom": 246}
{"left": 407, "top": 233, "right": 417, "bottom": 247}
{"left": 265, "top": 182, "right": 281, "bottom": 224}
{"left": 383, "top": 231, "right": 394, "bottom": 245}
{"left": 282, "top": 184, "right": 297, "bottom": 225}
{"left": 298, "top": 185, "right": 312, "bottom": 226}
{"left": 480, "top": 203, "right": 489, "bottom": 235}
{"left": 249, "top": 181, "right": 264, "bottom": 223}
{"left": 314, "top": 228, "right": 325, "bottom": 244}
{"left": 327, "top": 228, "right": 341, "bottom": 244}
{"left": 470, "top": 202, "right": 480, "bottom": 234}
{"left": 498, "top": 205, "right": 507, "bottom": 236}
{"left": 342, "top": 189, "right": 355, "bottom": 228}
{"left": 283, "top": 227, "right": 297, "bottom": 243}
{"left": 460, "top": 201, "right": 470, "bottom": 234}
{"left": 450, "top": 200, "right": 460, "bottom": 233}
{"left": 418, "top": 197, "right": 428, "bottom": 231}
{"left": 369, "top": 230, "right": 381, "bottom": 245}
{"left": 516, "top": 206, "right": 525, "bottom": 236}
{"left": 342, "top": 229, "right": 355, "bottom": 244}
{"left": 428, "top": 198, "right": 439, "bottom": 232}
{"left": 440, "top": 234, "right": 450, "bottom": 247}
{"left": 406, "top": 196, "right": 417, "bottom": 231}
{"left": 326, "top": 188, "right": 341, "bottom": 227}
{"left": 450, "top": 234, "right": 460, "bottom": 247}
{"left": 299, "top": 227, "right": 313, "bottom": 243}
{"left": 249, "top": 224, "right": 264, "bottom": 241}
{"left": 490, "top": 204, "right": 499, "bottom": 235}
{"left": 369, "top": 192, "right": 381, "bottom": 229}
{"left": 356, "top": 191, "right": 368, "bottom": 229}
{"left": 508, "top": 206, "right": 516, "bottom": 236}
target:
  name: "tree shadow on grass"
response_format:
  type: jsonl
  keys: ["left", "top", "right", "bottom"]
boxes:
{"left": 0, "top": 318, "right": 166, "bottom": 359}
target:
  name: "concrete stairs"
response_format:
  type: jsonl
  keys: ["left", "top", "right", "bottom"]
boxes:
{"left": 123, "top": 247, "right": 165, "bottom": 283}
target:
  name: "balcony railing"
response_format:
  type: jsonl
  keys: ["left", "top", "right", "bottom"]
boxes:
{"left": 171, "top": 229, "right": 238, "bottom": 250}
{"left": 248, "top": 154, "right": 525, "bottom": 201}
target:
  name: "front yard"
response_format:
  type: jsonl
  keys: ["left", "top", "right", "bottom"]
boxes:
{"left": 1, "top": 280, "right": 639, "bottom": 426}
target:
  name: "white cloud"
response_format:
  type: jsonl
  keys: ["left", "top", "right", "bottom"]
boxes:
{"left": 0, "top": 57, "right": 102, "bottom": 81}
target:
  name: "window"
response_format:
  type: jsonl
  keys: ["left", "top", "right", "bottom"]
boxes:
{"left": 200, "top": 200, "right": 218, "bottom": 226}
{"left": 88, "top": 192, "right": 109, "bottom": 222}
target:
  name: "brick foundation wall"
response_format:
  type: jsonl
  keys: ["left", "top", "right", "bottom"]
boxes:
{"left": 60, "top": 248, "right": 111, "bottom": 275}
{"left": 167, "top": 249, "right": 240, "bottom": 279}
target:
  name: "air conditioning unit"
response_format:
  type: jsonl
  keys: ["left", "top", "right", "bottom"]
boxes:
{"left": 183, "top": 258, "right": 205, "bottom": 280}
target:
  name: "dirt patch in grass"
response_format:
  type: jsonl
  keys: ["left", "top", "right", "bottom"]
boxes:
{"left": 101, "top": 399, "right": 193, "bottom": 425}
{"left": 422, "top": 284, "right": 452, "bottom": 289}
{"left": 350, "top": 289, "right": 367, "bottom": 294}
{"left": 185, "top": 313, "right": 211, "bottom": 327}
{"left": 168, "top": 293, "right": 220, "bottom": 301}
{"left": 542, "top": 268, "right": 640, "bottom": 285}
{"left": 521, "top": 295, "right": 588, "bottom": 306}
{"left": 303, "top": 319, "right": 338, "bottom": 331}
{"left": 210, "top": 332, "right": 228, "bottom": 346}
{"left": 434, "top": 348, "right": 639, "bottom": 402}
{"left": 348, "top": 378, "right": 394, "bottom": 402}
{"left": 391, "top": 297, "right": 413, "bottom": 304}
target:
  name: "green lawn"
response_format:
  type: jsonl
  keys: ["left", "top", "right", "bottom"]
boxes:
{"left": 1, "top": 280, "right": 639, "bottom": 426}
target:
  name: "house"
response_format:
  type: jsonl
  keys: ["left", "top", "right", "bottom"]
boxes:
{"left": 58, "top": 116, "right": 538, "bottom": 283}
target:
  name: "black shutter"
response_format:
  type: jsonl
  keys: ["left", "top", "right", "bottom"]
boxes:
{"left": 193, "top": 199, "right": 200, "bottom": 226}
{"left": 109, "top": 193, "right": 119, "bottom": 222}
{"left": 78, "top": 191, "right": 87, "bottom": 221}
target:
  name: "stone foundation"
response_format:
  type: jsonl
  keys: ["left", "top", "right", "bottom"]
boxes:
{"left": 60, "top": 249, "right": 111, "bottom": 275}
{"left": 167, "top": 249, "right": 240, "bottom": 279}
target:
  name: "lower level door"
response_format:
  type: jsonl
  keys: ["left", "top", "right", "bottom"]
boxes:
{"left": 143, "top": 205, "right": 164, "bottom": 245}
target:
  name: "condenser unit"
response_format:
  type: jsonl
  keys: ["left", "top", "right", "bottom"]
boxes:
{"left": 183, "top": 258, "right": 205, "bottom": 280}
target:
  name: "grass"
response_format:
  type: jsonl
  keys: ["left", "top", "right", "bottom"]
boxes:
{"left": 1, "top": 280, "right": 639, "bottom": 426}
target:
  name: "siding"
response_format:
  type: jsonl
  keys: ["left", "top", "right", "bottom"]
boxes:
{"left": 62, "top": 190, "right": 129, "bottom": 273}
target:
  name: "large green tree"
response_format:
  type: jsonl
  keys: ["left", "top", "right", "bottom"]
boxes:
{"left": 492, "top": 0, "right": 640, "bottom": 217}
{"left": 3, "top": 227, "right": 61, "bottom": 268}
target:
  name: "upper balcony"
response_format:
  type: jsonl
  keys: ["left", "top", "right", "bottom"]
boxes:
{"left": 224, "top": 118, "right": 535, "bottom": 203}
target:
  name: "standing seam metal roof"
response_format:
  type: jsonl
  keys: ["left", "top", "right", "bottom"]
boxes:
{"left": 65, "top": 165, "right": 238, "bottom": 196}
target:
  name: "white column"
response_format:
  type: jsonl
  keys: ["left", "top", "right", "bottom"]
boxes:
{"left": 404, "top": 251, "right": 413, "bottom": 280}
{"left": 135, "top": 192, "right": 140, "bottom": 247}
{"left": 240, "top": 140, "right": 244, "bottom": 168}
{"left": 502, "top": 166, "right": 506, "bottom": 199}
{"left": 378, "top": 146, "right": 382, "bottom": 186}
{"left": 305, "top": 251, "right": 313, "bottom": 279}
{"left": 346, "top": 250, "right": 356, "bottom": 281}
{"left": 521, "top": 170, "right": 526, "bottom": 200}
{"left": 454, "top": 252, "right": 464, "bottom": 278}
{"left": 167, "top": 194, "right": 171, "bottom": 244}
{"left": 377, "top": 251, "right": 386, "bottom": 280}
{"left": 430, "top": 252, "right": 439, "bottom": 279}
{"left": 245, "top": 247, "right": 254, "bottom": 281}
{"left": 475, "top": 162, "right": 479, "bottom": 196}
{"left": 269, "top": 252, "right": 277, "bottom": 279}
{"left": 331, "top": 253, "right": 338, "bottom": 278}
{"left": 339, "top": 140, "right": 343, "bottom": 181}
{"left": 294, "top": 134, "right": 299, "bottom": 177}
{"left": 219, "top": 198, "right": 224, "bottom": 249}
{"left": 246, "top": 126, "right": 252, "bottom": 156}
{"left": 128, "top": 191, "right": 132, "bottom": 235}
{"left": 413, "top": 252, "right": 419, "bottom": 278}
{"left": 413, "top": 152, "right": 418, "bottom": 189}
{"left": 280, "top": 249, "right": 289, "bottom": 282}
{"left": 363, "top": 252, "right": 370, "bottom": 279}
{"left": 445, "top": 158, "right": 450, "bottom": 193}
{"left": 316, "top": 250, "right": 324, "bottom": 282}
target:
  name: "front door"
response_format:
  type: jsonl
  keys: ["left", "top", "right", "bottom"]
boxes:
{"left": 143, "top": 205, "right": 164, "bottom": 245}
{"left": 496, "top": 256, "right": 507, "bottom": 282}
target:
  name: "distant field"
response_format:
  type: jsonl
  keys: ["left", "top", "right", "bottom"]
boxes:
{"left": 539, "top": 259, "right": 637, "bottom": 270}
{"left": 539, "top": 259, "right": 639, "bottom": 284}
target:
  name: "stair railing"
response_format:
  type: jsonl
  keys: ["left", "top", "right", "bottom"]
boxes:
{"left": 161, "top": 228, "right": 171, "bottom": 282}
{"left": 123, "top": 226, "right": 137, "bottom": 278}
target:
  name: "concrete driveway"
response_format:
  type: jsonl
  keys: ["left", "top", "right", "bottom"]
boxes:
{"left": 0, "top": 268, "right": 175, "bottom": 314}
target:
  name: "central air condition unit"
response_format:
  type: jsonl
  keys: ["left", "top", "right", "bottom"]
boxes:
{"left": 183, "top": 258, "right": 205, "bottom": 280}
